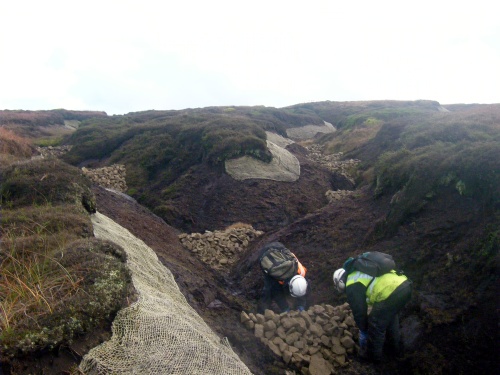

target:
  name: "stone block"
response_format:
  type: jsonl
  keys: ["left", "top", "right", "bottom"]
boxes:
{"left": 282, "top": 350, "right": 293, "bottom": 365}
{"left": 340, "top": 336, "right": 355, "bottom": 349}
{"left": 268, "top": 341, "right": 282, "bottom": 357}
{"left": 264, "top": 320, "right": 277, "bottom": 331}
{"left": 309, "top": 323, "right": 325, "bottom": 337}
{"left": 240, "top": 311, "right": 250, "bottom": 323}
{"left": 333, "top": 354, "right": 346, "bottom": 366}
{"left": 320, "top": 335, "right": 330, "bottom": 347}
{"left": 309, "top": 354, "right": 332, "bottom": 375}
{"left": 256, "top": 313, "right": 266, "bottom": 324}
{"left": 264, "top": 330, "right": 275, "bottom": 339}
{"left": 254, "top": 324, "right": 264, "bottom": 338}
{"left": 331, "top": 344, "right": 346, "bottom": 355}
{"left": 264, "top": 309, "right": 275, "bottom": 320}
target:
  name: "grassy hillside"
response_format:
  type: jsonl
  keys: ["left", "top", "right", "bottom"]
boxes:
{"left": 1, "top": 101, "right": 498, "bottom": 374}
{"left": 0, "top": 128, "right": 132, "bottom": 369}
{"left": 301, "top": 103, "right": 500, "bottom": 233}
{"left": 61, "top": 102, "right": 499, "bottom": 236}
{"left": 0, "top": 109, "right": 107, "bottom": 147}
{"left": 61, "top": 106, "right": 325, "bottom": 209}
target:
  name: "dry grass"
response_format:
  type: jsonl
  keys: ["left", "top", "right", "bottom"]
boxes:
{"left": 0, "top": 126, "right": 33, "bottom": 159}
{"left": 0, "top": 206, "right": 131, "bottom": 358}
{"left": 0, "top": 155, "right": 129, "bottom": 360}
{"left": 325, "top": 117, "right": 383, "bottom": 154}
{"left": 0, "top": 204, "right": 92, "bottom": 331}
{"left": 0, "top": 244, "right": 83, "bottom": 330}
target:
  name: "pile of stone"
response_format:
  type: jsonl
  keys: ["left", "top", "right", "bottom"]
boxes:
{"left": 179, "top": 225, "right": 263, "bottom": 272}
{"left": 325, "top": 190, "right": 354, "bottom": 203}
{"left": 306, "top": 145, "right": 360, "bottom": 184}
{"left": 241, "top": 303, "right": 359, "bottom": 375}
{"left": 82, "top": 164, "right": 127, "bottom": 192}
{"left": 35, "top": 145, "right": 72, "bottom": 158}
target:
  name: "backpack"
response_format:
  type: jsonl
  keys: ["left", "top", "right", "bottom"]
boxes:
{"left": 259, "top": 242, "right": 298, "bottom": 281}
{"left": 343, "top": 251, "right": 396, "bottom": 278}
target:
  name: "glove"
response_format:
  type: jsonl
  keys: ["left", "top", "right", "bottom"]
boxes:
{"left": 358, "top": 330, "right": 368, "bottom": 350}
{"left": 297, "top": 306, "right": 305, "bottom": 312}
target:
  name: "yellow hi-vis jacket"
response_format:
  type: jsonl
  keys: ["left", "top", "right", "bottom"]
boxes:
{"left": 346, "top": 270, "right": 407, "bottom": 304}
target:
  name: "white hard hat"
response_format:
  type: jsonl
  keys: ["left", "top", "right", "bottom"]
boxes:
{"left": 289, "top": 275, "right": 308, "bottom": 297}
{"left": 333, "top": 268, "right": 346, "bottom": 292}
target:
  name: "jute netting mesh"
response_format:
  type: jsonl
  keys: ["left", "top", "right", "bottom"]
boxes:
{"left": 80, "top": 212, "right": 252, "bottom": 375}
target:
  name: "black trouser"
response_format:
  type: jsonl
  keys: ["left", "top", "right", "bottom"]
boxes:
{"left": 259, "top": 273, "right": 290, "bottom": 313}
{"left": 368, "top": 280, "right": 412, "bottom": 361}
{"left": 258, "top": 273, "right": 308, "bottom": 314}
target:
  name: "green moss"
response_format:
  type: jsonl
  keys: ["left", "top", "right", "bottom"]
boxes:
{"left": 0, "top": 238, "right": 132, "bottom": 359}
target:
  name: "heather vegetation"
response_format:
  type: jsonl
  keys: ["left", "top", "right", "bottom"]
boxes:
{"left": 0, "top": 109, "right": 106, "bottom": 128}
{"left": 0, "top": 127, "right": 35, "bottom": 164}
{"left": 58, "top": 102, "right": 500, "bottom": 241}
{"left": 0, "top": 157, "right": 132, "bottom": 364}
{"left": 62, "top": 106, "right": 323, "bottom": 200}
{"left": 0, "top": 109, "right": 107, "bottom": 147}
{"left": 306, "top": 103, "right": 500, "bottom": 234}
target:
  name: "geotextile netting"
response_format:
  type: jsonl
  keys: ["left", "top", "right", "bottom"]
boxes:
{"left": 80, "top": 212, "right": 252, "bottom": 375}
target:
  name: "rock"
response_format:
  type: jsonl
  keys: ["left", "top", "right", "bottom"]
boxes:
{"left": 344, "top": 316, "right": 355, "bottom": 327}
{"left": 178, "top": 224, "right": 263, "bottom": 272}
{"left": 340, "top": 336, "right": 355, "bottom": 349}
{"left": 333, "top": 354, "right": 346, "bottom": 366}
{"left": 264, "top": 309, "right": 275, "bottom": 320}
{"left": 285, "top": 332, "right": 302, "bottom": 346}
{"left": 240, "top": 311, "right": 250, "bottom": 323}
{"left": 282, "top": 350, "right": 293, "bottom": 365}
{"left": 276, "top": 326, "right": 287, "bottom": 340}
{"left": 312, "top": 305, "right": 326, "bottom": 315}
{"left": 268, "top": 341, "right": 282, "bottom": 357}
{"left": 264, "top": 320, "right": 277, "bottom": 331}
{"left": 331, "top": 344, "right": 346, "bottom": 355}
{"left": 331, "top": 337, "right": 341, "bottom": 347}
{"left": 309, "top": 323, "right": 325, "bottom": 337}
{"left": 254, "top": 324, "right": 264, "bottom": 338}
{"left": 264, "top": 330, "right": 275, "bottom": 339}
{"left": 294, "top": 340, "right": 306, "bottom": 350}
{"left": 255, "top": 314, "right": 266, "bottom": 324}
{"left": 308, "top": 346, "right": 321, "bottom": 355}
{"left": 81, "top": 164, "right": 128, "bottom": 192}
{"left": 281, "top": 317, "right": 296, "bottom": 330}
{"left": 309, "top": 354, "right": 332, "bottom": 375}
{"left": 243, "top": 303, "right": 359, "bottom": 373}
{"left": 300, "top": 311, "right": 314, "bottom": 327}
{"left": 288, "top": 346, "right": 299, "bottom": 353}
{"left": 272, "top": 337, "right": 284, "bottom": 346}
{"left": 320, "top": 335, "right": 330, "bottom": 347}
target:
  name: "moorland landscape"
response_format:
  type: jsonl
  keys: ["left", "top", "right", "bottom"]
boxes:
{"left": 0, "top": 100, "right": 498, "bottom": 374}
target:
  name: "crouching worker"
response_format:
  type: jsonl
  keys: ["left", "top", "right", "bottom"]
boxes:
{"left": 257, "top": 241, "right": 308, "bottom": 314}
{"left": 332, "top": 251, "right": 412, "bottom": 363}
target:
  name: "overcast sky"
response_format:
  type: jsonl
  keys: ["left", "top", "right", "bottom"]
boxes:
{"left": 1, "top": 0, "right": 498, "bottom": 115}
